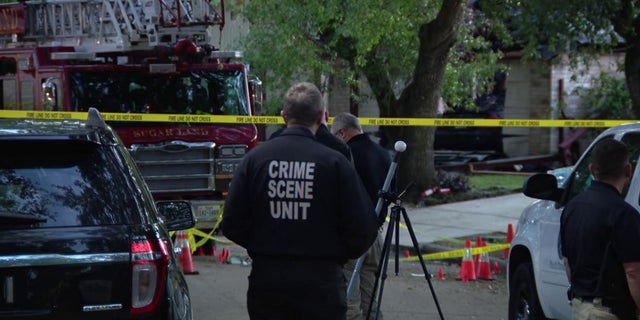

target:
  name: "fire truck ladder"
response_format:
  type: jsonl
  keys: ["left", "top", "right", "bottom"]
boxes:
{"left": 2, "top": 0, "right": 224, "bottom": 51}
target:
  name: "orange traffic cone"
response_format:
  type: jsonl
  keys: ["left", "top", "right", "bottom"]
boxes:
{"left": 437, "top": 267, "right": 445, "bottom": 280}
{"left": 493, "top": 261, "right": 501, "bottom": 275}
{"left": 223, "top": 248, "right": 230, "bottom": 261}
{"left": 210, "top": 245, "right": 217, "bottom": 257}
{"left": 174, "top": 230, "right": 198, "bottom": 275}
{"left": 218, "top": 248, "right": 229, "bottom": 264}
{"left": 458, "top": 240, "right": 476, "bottom": 282}
{"left": 404, "top": 249, "right": 411, "bottom": 258}
{"left": 476, "top": 240, "right": 492, "bottom": 280}
{"left": 503, "top": 224, "right": 514, "bottom": 259}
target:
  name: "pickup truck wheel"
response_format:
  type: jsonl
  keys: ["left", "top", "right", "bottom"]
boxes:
{"left": 508, "top": 262, "right": 548, "bottom": 320}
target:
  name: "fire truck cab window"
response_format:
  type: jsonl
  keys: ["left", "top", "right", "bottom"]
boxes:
{"left": 0, "top": 59, "right": 16, "bottom": 76}
{"left": 69, "top": 69, "right": 249, "bottom": 115}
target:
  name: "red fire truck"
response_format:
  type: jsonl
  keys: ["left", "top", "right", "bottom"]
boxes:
{"left": 0, "top": 0, "right": 263, "bottom": 232}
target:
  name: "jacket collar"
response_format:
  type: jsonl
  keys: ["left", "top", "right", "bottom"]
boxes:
{"left": 279, "top": 127, "right": 315, "bottom": 139}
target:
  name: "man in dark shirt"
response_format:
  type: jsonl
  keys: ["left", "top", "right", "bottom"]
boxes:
{"left": 560, "top": 138, "right": 640, "bottom": 319}
{"left": 332, "top": 112, "right": 392, "bottom": 320}
{"left": 222, "top": 82, "right": 378, "bottom": 320}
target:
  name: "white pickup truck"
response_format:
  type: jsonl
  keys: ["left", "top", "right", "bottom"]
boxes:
{"left": 507, "top": 122, "right": 640, "bottom": 319}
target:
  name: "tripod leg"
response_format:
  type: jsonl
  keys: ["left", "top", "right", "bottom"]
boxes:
{"left": 366, "top": 208, "right": 397, "bottom": 320}
{"left": 400, "top": 207, "right": 446, "bottom": 320}
{"left": 394, "top": 214, "right": 400, "bottom": 276}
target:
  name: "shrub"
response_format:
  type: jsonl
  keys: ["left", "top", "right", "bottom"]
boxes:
{"left": 436, "top": 169, "right": 472, "bottom": 192}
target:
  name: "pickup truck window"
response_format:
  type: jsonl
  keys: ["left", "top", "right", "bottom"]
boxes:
{"left": 566, "top": 133, "right": 640, "bottom": 203}
{"left": 622, "top": 133, "right": 640, "bottom": 202}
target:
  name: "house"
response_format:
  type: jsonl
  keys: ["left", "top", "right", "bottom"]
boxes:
{"left": 501, "top": 51, "right": 624, "bottom": 158}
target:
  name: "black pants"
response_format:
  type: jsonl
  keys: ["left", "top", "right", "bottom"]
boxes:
{"left": 247, "top": 258, "right": 347, "bottom": 320}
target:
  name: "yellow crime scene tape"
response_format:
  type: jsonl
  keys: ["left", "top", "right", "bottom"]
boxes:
{"left": 382, "top": 215, "right": 511, "bottom": 262}
{"left": 0, "top": 110, "right": 636, "bottom": 127}
{"left": 169, "top": 228, "right": 235, "bottom": 254}
{"left": 168, "top": 204, "right": 235, "bottom": 253}
{"left": 173, "top": 213, "right": 511, "bottom": 260}
{"left": 1, "top": 110, "right": 580, "bottom": 260}
{"left": 401, "top": 243, "right": 511, "bottom": 262}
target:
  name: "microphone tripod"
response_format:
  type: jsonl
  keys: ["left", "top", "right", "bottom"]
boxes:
{"left": 366, "top": 183, "right": 445, "bottom": 320}
{"left": 346, "top": 141, "right": 445, "bottom": 320}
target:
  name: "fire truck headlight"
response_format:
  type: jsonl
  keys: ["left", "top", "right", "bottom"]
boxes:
{"left": 217, "top": 145, "right": 247, "bottom": 175}
{"left": 218, "top": 145, "right": 247, "bottom": 158}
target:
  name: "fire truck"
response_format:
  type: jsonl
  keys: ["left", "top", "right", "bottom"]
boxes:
{"left": 0, "top": 0, "right": 263, "bottom": 232}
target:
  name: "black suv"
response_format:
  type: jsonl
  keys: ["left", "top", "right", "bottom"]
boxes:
{"left": 0, "top": 108, "right": 195, "bottom": 319}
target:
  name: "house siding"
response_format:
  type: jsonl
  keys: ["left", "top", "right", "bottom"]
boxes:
{"left": 549, "top": 54, "right": 624, "bottom": 155}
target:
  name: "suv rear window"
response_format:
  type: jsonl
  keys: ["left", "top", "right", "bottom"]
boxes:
{"left": 0, "top": 140, "right": 141, "bottom": 228}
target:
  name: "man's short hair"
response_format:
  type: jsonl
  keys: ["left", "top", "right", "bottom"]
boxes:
{"left": 331, "top": 112, "right": 362, "bottom": 133}
{"left": 283, "top": 82, "right": 323, "bottom": 127}
{"left": 591, "top": 138, "right": 630, "bottom": 180}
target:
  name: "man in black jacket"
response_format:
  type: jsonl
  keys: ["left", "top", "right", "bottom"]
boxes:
{"left": 316, "top": 109, "right": 352, "bottom": 161}
{"left": 332, "top": 112, "right": 392, "bottom": 320}
{"left": 269, "top": 106, "right": 352, "bottom": 161}
{"left": 222, "top": 82, "right": 378, "bottom": 320}
{"left": 560, "top": 138, "right": 640, "bottom": 319}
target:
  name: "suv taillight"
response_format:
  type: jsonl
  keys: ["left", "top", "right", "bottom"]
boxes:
{"left": 131, "top": 238, "right": 168, "bottom": 315}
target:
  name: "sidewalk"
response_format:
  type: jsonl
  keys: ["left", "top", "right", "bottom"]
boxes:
{"left": 392, "top": 192, "right": 535, "bottom": 248}
{"left": 212, "top": 192, "right": 535, "bottom": 256}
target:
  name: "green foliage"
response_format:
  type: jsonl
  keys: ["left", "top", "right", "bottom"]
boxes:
{"left": 240, "top": 1, "right": 419, "bottom": 108}
{"left": 578, "top": 72, "right": 633, "bottom": 119}
{"left": 483, "top": 1, "right": 625, "bottom": 59}
{"left": 480, "top": 0, "right": 640, "bottom": 117}
{"left": 441, "top": 7, "right": 508, "bottom": 110}
{"left": 237, "top": 1, "right": 506, "bottom": 112}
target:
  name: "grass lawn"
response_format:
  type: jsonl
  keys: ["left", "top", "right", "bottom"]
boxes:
{"left": 469, "top": 173, "right": 529, "bottom": 191}
{"left": 424, "top": 172, "right": 531, "bottom": 247}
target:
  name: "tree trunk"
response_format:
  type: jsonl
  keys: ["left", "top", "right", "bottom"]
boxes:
{"left": 613, "top": 1, "right": 640, "bottom": 118}
{"left": 361, "top": 1, "right": 464, "bottom": 202}
{"left": 394, "top": 0, "right": 464, "bottom": 202}
{"left": 625, "top": 43, "right": 640, "bottom": 118}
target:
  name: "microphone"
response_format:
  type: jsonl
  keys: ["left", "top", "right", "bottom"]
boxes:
{"left": 394, "top": 140, "right": 407, "bottom": 152}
